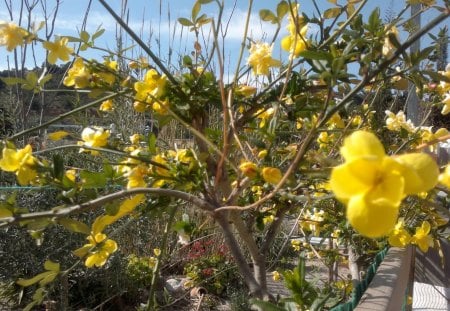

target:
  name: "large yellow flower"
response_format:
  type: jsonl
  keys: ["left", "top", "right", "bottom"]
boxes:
{"left": 0, "top": 22, "right": 28, "bottom": 51}
{"left": 247, "top": 42, "right": 281, "bottom": 76}
{"left": 439, "top": 165, "right": 450, "bottom": 189}
{"left": 73, "top": 233, "right": 118, "bottom": 268}
{"left": 43, "top": 37, "right": 73, "bottom": 64}
{"left": 261, "top": 167, "right": 283, "bottom": 185}
{"left": 239, "top": 161, "right": 258, "bottom": 179}
{"left": 330, "top": 131, "right": 439, "bottom": 238}
{"left": 0, "top": 144, "right": 37, "bottom": 185}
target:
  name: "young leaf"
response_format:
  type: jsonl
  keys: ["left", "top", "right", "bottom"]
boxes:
{"left": 58, "top": 218, "right": 90, "bottom": 234}
{"left": 276, "top": 1, "right": 289, "bottom": 19}
{"left": 52, "top": 154, "right": 65, "bottom": 181}
{"left": 178, "top": 17, "right": 194, "bottom": 27}
{"left": 192, "top": 1, "right": 201, "bottom": 21}
{"left": 80, "top": 170, "right": 107, "bottom": 188}
{"left": 80, "top": 30, "right": 90, "bottom": 42}
{"left": 91, "top": 28, "right": 105, "bottom": 41}
{"left": 323, "top": 7, "right": 342, "bottom": 19}
{"left": 17, "top": 271, "right": 53, "bottom": 287}
{"left": 259, "top": 9, "right": 278, "bottom": 24}
{"left": 44, "top": 260, "right": 60, "bottom": 272}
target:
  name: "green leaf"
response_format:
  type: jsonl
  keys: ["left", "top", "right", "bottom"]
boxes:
{"left": 105, "top": 202, "right": 120, "bottom": 216}
{"left": 323, "top": 7, "right": 342, "bottom": 19}
{"left": 22, "top": 72, "right": 38, "bottom": 91}
{"left": 65, "top": 36, "right": 83, "bottom": 43}
{"left": 367, "top": 8, "right": 381, "bottom": 33}
{"left": 44, "top": 260, "right": 60, "bottom": 272}
{"left": 183, "top": 55, "right": 193, "bottom": 67}
{"left": 80, "top": 30, "right": 90, "bottom": 42}
{"left": 52, "top": 154, "right": 65, "bottom": 181}
{"left": 58, "top": 218, "right": 90, "bottom": 234}
{"left": 0, "top": 77, "right": 27, "bottom": 85}
{"left": 38, "top": 271, "right": 58, "bottom": 286}
{"left": 0, "top": 206, "right": 13, "bottom": 218}
{"left": 148, "top": 133, "right": 157, "bottom": 154}
{"left": 38, "top": 73, "right": 52, "bottom": 87}
{"left": 299, "top": 50, "right": 332, "bottom": 62}
{"left": 192, "top": 1, "right": 201, "bottom": 21}
{"left": 259, "top": 9, "right": 278, "bottom": 24}
{"left": 178, "top": 17, "right": 194, "bottom": 27}
{"left": 17, "top": 271, "right": 53, "bottom": 287}
{"left": 80, "top": 170, "right": 107, "bottom": 188}
{"left": 91, "top": 28, "right": 105, "bottom": 41}
{"left": 276, "top": 1, "right": 289, "bottom": 19}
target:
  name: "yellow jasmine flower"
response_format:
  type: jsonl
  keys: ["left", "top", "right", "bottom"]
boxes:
{"left": 385, "top": 110, "right": 416, "bottom": 133}
{"left": 43, "top": 37, "right": 73, "bottom": 64}
{"left": 327, "top": 113, "right": 345, "bottom": 129}
{"left": 99, "top": 99, "right": 114, "bottom": 111}
{"left": 129, "top": 134, "right": 142, "bottom": 145}
{"left": 439, "top": 165, "right": 450, "bottom": 189}
{"left": 239, "top": 161, "right": 258, "bottom": 178}
{"left": 388, "top": 220, "right": 411, "bottom": 248}
{"left": 261, "top": 167, "right": 282, "bottom": 185}
{"left": 153, "top": 248, "right": 161, "bottom": 257}
{"left": 63, "top": 58, "right": 91, "bottom": 88}
{"left": 152, "top": 100, "right": 168, "bottom": 115}
{"left": 79, "top": 127, "right": 110, "bottom": 151}
{"left": 255, "top": 107, "right": 274, "bottom": 128}
{"left": 330, "top": 131, "right": 439, "bottom": 238}
{"left": 281, "top": 4, "right": 308, "bottom": 57}
{"left": 411, "top": 221, "right": 434, "bottom": 253}
{"left": 441, "top": 94, "right": 450, "bottom": 115}
{"left": 134, "top": 69, "right": 167, "bottom": 103}
{"left": 317, "top": 132, "right": 334, "bottom": 149}
{"left": 263, "top": 214, "right": 275, "bottom": 224}
{"left": 73, "top": 233, "right": 118, "bottom": 268}
{"left": 95, "top": 59, "right": 118, "bottom": 86}
{"left": 0, "top": 22, "right": 28, "bottom": 51}
{"left": 247, "top": 42, "right": 281, "bottom": 76}
{"left": 152, "top": 154, "right": 171, "bottom": 177}
{"left": 126, "top": 165, "right": 148, "bottom": 189}
{"left": 257, "top": 149, "right": 268, "bottom": 159}
{"left": 0, "top": 144, "right": 38, "bottom": 185}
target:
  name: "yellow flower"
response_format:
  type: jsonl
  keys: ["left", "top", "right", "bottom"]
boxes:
{"left": 43, "top": 37, "right": 73, "bottom": 64}
{"left": 0, "top": 144, "right": 38, "bottom": 185}
{"left": 63, "top": 58, "right": 91, "bottom": 88}
{"left": 129, "top": 134, "right": 142, "bottom": 145}
{"left": 239, "top": 161, "right": 258, "bottom": 179}
{"left": 439, "top": 165, "right": 450, "bottom": 188}
{"left": 79, "top": 127, "right": 110, "bottom": 151}
{"left": 96, "top": 59, "right": 118, "bottom": 86}
{"left": 330, "top": 131, "right": 439, "bottom": 238}
{"left": 411, "top": 221, "right": 434, "bottom": 253}
{"left": 257, "top": 149, "right": 268, "bottom": 159}
{"left": 152, "top": 100, "right": 168, "bottom": 115}
{"left": 153, "top": 248, "right": 161, "bottom": 257}
{"left": 255, "top": 107, "right": 274, "bottom": 128}
{"left": 388, "top": 220, "right": 411, "bottom": 248}
{"left": 261, "top": 167, "right": 282, "bottom": 185}
{"left": 281, "top": 5, "right": 308, "bottom": 57}
{"left": 73, "top": 233, "right": 118, "bottom": 268}
{"left": 99, "top": 99, "right": 114, "bottom": 111}
{"left": 247, "top": 42, "right": 281, "bottom": 76}
{"left": 126, "top": 165, "right": 148, "bottom": 189}
{"left": 385, "top": 110, "right": 416, "bottom": 133}
{"left": 441, "top": 94, "right": 450, "bottom": 115}
{"left": 65, "top": 169, "right": 76, "bottom": 182}
{"left": 0, "top": 22, "right": 28, "bottom": 51}
{"left": 134, "top": 69, "right": 167, "bottom": 103}
{"left": 327, "top": 113, "right": 345, "bottom": 129}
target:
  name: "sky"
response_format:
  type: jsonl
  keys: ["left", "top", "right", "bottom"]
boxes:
{"left": 0, "top": 0, "right": 447, "bottom": 77}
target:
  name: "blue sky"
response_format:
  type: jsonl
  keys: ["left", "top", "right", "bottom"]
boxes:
{"left": 0, "top": 0, "right": 447, "bottom": 75}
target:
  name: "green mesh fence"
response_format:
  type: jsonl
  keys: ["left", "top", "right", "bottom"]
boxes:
{"left": 330, "top": 247, "right": 389, "bottom": 311}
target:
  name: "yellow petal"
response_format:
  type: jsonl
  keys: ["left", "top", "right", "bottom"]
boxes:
{"left": 261, "top": 167, "right": 282, "bottom": 185}
{"left": 48, "top": 131, "right": 69, "bottom": 141}
{"left": 395, "top": 153, "right": 439, "bottom": 194}
{"left": 346, "top": 195, "right": 399, "bottom": 238}
{"left": 0, "top": 148, "right": 20, "bottom": 171}
{"left": 340, "top": 131, "right": 385, "bottom": 162}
